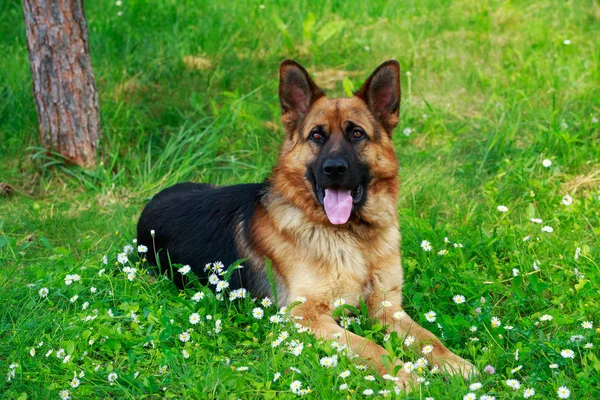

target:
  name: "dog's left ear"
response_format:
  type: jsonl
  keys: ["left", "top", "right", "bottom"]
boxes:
{"left": 355, "top": 60, "right": 401, "bottom": 135}
{"left": 279, "top": 59, "right": 324, "bottom": 132}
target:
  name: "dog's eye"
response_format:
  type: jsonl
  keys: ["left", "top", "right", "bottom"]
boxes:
{"left": 352, "top": 129, "right": 365, "bottom": 140}
{"left": 310, "top": 130, "right": 323, "bottom": 142}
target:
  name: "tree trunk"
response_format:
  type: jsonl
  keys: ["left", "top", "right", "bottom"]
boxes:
{"left": 22, "top": 0, "right": 101, "bottom": 168}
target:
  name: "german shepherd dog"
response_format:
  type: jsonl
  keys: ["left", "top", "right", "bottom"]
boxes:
{"left": 137, "top": 60, "right": 475, "bottom": 389}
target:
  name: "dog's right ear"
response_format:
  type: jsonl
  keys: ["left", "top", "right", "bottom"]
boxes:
{"left": 279, "top": 59, "right": 324, "bottom": 132}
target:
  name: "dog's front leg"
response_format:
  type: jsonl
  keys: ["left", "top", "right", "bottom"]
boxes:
{"left": 368, "top": 266, "right": 476, "bottom": 380}
{"left": 292, "top": 302, "right": 416, "bottom": 391}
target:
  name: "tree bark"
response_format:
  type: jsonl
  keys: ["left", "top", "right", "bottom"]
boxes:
{"left": 22, "top": 0, "right": 101, "bottom": 168}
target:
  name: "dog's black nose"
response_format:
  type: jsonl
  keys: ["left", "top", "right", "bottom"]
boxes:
{"left": 323, "top": 159, "right": 348, "bottom": 177}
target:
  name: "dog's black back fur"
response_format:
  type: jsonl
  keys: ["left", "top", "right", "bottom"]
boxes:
{"left": 137, "top": 182, "right": 265, "bottom": 289}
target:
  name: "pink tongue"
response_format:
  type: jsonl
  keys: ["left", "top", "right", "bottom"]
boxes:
{"left": 323, "top": 188, "right": 353, "bottom": 225}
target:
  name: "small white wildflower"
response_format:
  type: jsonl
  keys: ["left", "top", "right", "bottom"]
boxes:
{"left": 59, "top": 390, "right": 70, "bottom": 400}
{"left": 403, "top": 127, "right": 412, "bottom": 136}
{"left": 29, "top": 348, "right": 36, "bottom": 357}
{"left": 117, "top": 253, "right": 128, "bottom": 264}
{"left": 69, "top": 295, "right": 79, "bottom": 303}
{"left": 290, "top": 380, "right": 302, "bottom": 394}
{"left": 403, "top": 362, "right": 415, "bottom": 373}
{"left": 363, "top": 389, "right": 374, "bottom": 396}
{"left": 404, "top": 335, "right": 415, "bottom": 346}
{"left": 381, "top": 300, "right": 392, "bottom": 307}
{"left": 215, "top": 280, "right": 229, "bottom": 292}
{"left": 393, "top": 310, "right": 406, "bottom": 320}
{"left": 542, "top": 159, "right": 552, "bottom": 168}
{"left": 189, "top": 313, "right": 201, "bottom": 325}
{"left": 178, "top": 265, "right": 191, "bottom": 275}
{"left": 252, "top": 308, "right": 264, "bottom": 319}
{"left": 530, "top": 218, "right": 543, "bottom": 224}
{"left": 584, "top": 343, "right": 594, "bottom": 349}
{"left": 557, "top": 386, "right": 570, "bottom": 398}
{"left": 512, "top": 268, "right": 520, "bottom": 277}
{"left": 581, "top": 321, "right": 593, "bottom": 329}
{"left": 422, "top": 344, "right": 434, "bottom": 354}
{"left": 540, "top": 314, "right": 553, "bottom": 321}
{"left": 463, "top": 393, "right": 476, "bottom": 400}
{"left": 523, "top": 388, "right": 535, "bottom": 398}
{"left": 506, "top": 379, "right": 521, "bottom": 389}
{"left": 319, "top": 355, "right": 338, "bottom": 369}
{"left": 261, "top": 297, "right": 272, "bottom": 307}
{"left": 70, "top": 377, "right": 80, "bottom": 388}
{"left": 38, "top": 287, "right": 49, "bottom": 298}
{"left": 421, "top": 240, "right": 433, "bottom": 251}
{"left": 107, "top": 372, "right": 118, "bottom": 383}
{"left": 541, "top": 226, "right": 554, "bottom": 233}
{"left": 469, "top": 382, "right": 482, "bottom": 391}
{"left": 182, "top": 349, "right": 190, "bottom": 359}
{"left": 453, "top": 295, "right": 466, "bottom": 304}
{"left": 491, "top": 317, "right": 501, "bottom": 328}
{"left": 339, "top": 370, "right": 351, "bottom": 378}
{"left": 562, "top": 194, "right": 573, "bottom": 206}
{"left": 179, "top": 331, "right": 190, "bottom": 342}
{"left": 137, "top": 244, "right": 148, "bottom": 253}
{"left": 549, "top": 363, "right": 559, "bottom": 369}
{"left": 497, "top": 205, "right": 508, "bottom": 212}
{"left": 425, "top": 310, "right": 436, "bottom": 322}
{"left": 563, "top": 39, "right": 571, "bottom": 45}
{"left": 208, "top": 274, "right": 219, "bottom": 285}
{"left": 560, "top": 349, "right": 575, "bottom": 359}
{"left": 191, "top": 292, "right": 205, "bottom": 302}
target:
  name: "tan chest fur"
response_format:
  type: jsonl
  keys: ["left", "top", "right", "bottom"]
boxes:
{"left": 254, "top": 194, "right": 402, "bottom": 309}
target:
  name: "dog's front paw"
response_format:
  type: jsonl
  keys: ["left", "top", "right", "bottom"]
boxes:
{"left": 439, "top": 357, "right": 478, "bottom": 380}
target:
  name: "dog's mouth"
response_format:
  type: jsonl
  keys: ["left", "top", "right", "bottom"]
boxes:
{"left": 315, "top": 183, "right": 365, "bottom": 225}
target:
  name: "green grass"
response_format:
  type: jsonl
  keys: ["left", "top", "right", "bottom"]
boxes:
{"left": 1, "top": 0, "right": 599, "bottom": 398}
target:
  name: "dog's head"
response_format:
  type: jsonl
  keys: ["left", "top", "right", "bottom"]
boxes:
{"left": 273, "top": 60, "right": 400, "bottom": 226}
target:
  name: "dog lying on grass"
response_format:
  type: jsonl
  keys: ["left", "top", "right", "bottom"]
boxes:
{"left": 137, "top": 59, "right": 475, "bottom": 389}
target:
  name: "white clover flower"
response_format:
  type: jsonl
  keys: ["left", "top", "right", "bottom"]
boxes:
{"left": 557, "top": 386, "right": 570, "bottom": 398}
{"left": 560, "top": 349, "right": 575, "bottom": 359}
{"left": 497, "top": 205, "right": 508, "bottom": 212}
{"left": 422, "top": 344, "right": 434, "bottom": 354}
{"left": 178, "top": 265, "right": 191, "bottom": 275}
{"left": 562, "top": 194, "right": 573, "bottom": 206}
{"left": 540, "top": 314, "right": 553, "bottom": 321}
{"left": 189, "top": 313, "right": 201, "bottom": 325}
{"left": 506, "top": 379, "right": 521, "bottom": 390}
{"left": 107, "top": 372, "right": 118, "bottom": 383}
{"left": 252, "top": 308, "right": 264, "bottom": 319}
{"left": 393, "top": 310, "right": 406, "bottom": 320}
{"left": 453, "top": 295, "right": 466, "bottom": 304}
{"left": 425, "top": 310, "right": 436, "bottom": 322}
{"left": 404, "top": 335, "right": 415, "bottom": 346}
{"left": 469, "top": 382, "right": 482, "bottom": 391}
{"left": 381, "top": 300, "right": 392, "bottom": 307}
{"left": 179, "top": 331, "right": 190, "bottom": 342}
{"left": 38, "top": 287, "right": 49, "bottom": 298}
{"left": 542, "top": 159, "right": 552, "bottom": 168}
{"left": 491, "top": 317, "right": 501, "bottom": 328}
{"left": 581, "top": 321, "right": 593, "bottom": 329}
{"left": 523, "top": 388, "right": 535, "bottom": 398}
{"left": 403, "top": 127, "right": 412, "bottom": 136}
{"left": 421, "top": 240, "right": 433, "bottom": 251}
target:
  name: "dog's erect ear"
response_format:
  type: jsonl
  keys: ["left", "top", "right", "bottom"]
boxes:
{"left": 355, "top": 60, "right": 401, "bottom": 134}
{"left": 279, "top": 59, "right": 324, "bottom": 131}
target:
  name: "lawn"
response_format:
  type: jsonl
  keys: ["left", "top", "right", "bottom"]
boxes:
{"left": 1, "top": 0, "right": 599, "bottom": 398}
